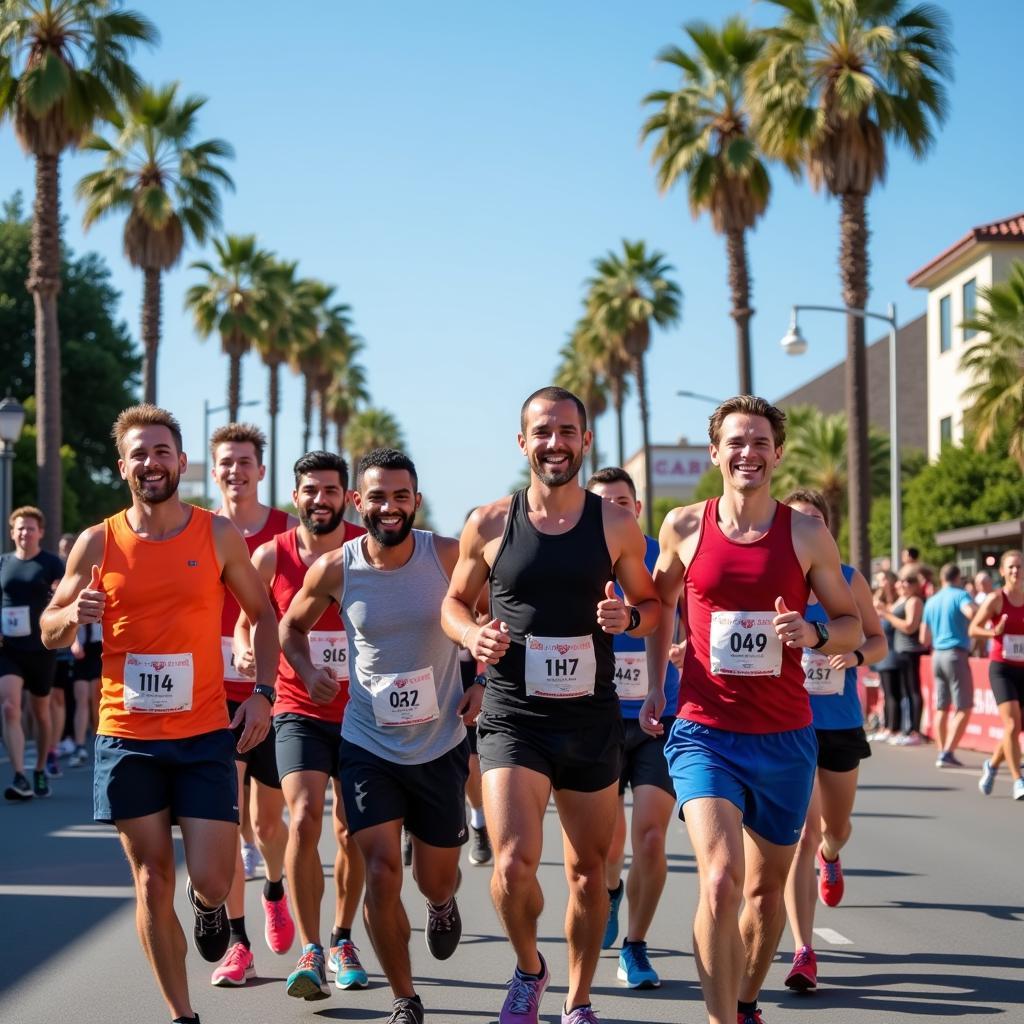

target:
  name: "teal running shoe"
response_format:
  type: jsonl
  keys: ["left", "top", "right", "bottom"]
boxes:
{"left": 602, "top": 882, "right": 623, "bottom": 949}
{"left": 328, "top": 939, "right": 369, "bottom": 989}
{"left": 286, "top": 943, "right": 330, "bottom": 1000}
{"left": 617, "top": 941, "right": 659, "bottom": 989}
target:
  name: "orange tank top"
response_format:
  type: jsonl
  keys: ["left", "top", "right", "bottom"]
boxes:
{"left": 98, "top": 506, "right": 229, "bottom": 740}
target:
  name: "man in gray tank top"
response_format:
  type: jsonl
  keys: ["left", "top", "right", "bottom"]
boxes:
{"left": 281, "top": 448, "right": 481, "bottom": 1024}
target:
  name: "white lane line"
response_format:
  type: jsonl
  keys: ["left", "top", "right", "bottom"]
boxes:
{"left": 814, "top": 927, "right": 853, "bottom": 945}
{"left": 48, "top": 829, "right": 120, "bottom": 839}
{"left": 0, "top": 884, "right": 134, "bottom": 898}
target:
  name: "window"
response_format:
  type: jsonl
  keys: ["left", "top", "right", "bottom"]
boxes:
{"left": 940, "top": 416, "right": 952, "bottom": 447}
{"left": 963, "top": 278, "right": 977, "bottom": 340}
{"left": 939, "top": 294, "right": 952, "bottom": 353}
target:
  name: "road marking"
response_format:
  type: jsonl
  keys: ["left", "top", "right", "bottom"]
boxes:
{"left": 48, "top": 829, "right": 120, "bottom": 839}
{"left": 0, "top": 884, "right": 134, "bottom": 899}
{"left": 814, "top": 927, "right": 853, "bottom": 945}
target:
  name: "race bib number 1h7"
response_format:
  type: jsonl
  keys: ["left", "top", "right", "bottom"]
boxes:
{"left": 124, "top": 653, "right": 194, "bottom": 713}
{"left": 709, "top": 611, "right": 783, "bottom": 677}
{"left": 524, "top": 634, "right": 597, "bottom": 699}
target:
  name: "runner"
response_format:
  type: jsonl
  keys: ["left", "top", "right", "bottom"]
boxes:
{"left": 585, "top": 467, "right": 679, "bottom": 990}
{"left": 2, "top": 506, "right": 64, "bottom": 801}
{"left": 778, "top": 489, "right": 885, "bottom": 993}
{"left": 460, "top": 647, "right": 492, "bottom": 865}
{"left": 244, "top": 450, "right": 368, "bottom": 1001}
{"left": 68, "top": 617, "right": 102, "bottom": 767}
{"left": 283, "top": 446, "right": 478, "bottom": 1024}
{"left": 442, "top": 386, "right": 660, "bottom": 1024}
{"left": 971, "top": 549, "right": 1024, "bottom": 800}
{"left": 207, "top": 423, "right": 298, "bottom": 987}
{"left": 40, "top": 403, "right": 280, "bottom": 1024}
{"left": 641, "top": 395, "right": 861, "bottom": 1024}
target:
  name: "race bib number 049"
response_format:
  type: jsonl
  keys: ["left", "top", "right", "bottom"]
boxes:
{"left": 310, "top": 631, "right": 349, "bottom": 682}
{"left": 369, "top": 665, "right": 440, "bottom": 727}
{"left": 709, "top": 611, "right": 783, "bottom": 677}
{"left": 614, "top": 651, "right": 649, "bottom": 700}
{"left": 124, "top": 653, "right": 194, "bottom": 713}
{"left": 524, "top": 634, "right": 597, "bottom": 699}
{"left": 801, "top": 650, "right": 843, "bottom": 695}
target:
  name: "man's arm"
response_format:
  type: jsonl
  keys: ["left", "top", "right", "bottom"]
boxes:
{"left": 232, "top": 539, "right": 277, "bottom": 678}
{"left": 40, "top": 527, "right": 106, "bottom": 649}
{"left": 602, "top": 503, "right": 659, "bottom": 637}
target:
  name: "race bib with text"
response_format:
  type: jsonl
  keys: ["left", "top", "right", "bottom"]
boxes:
{"left": 221, "top": 637, "right": 247, "bottom": 683}
{"left": 524, "top": 634, "right": 597, "bottom": 699}
{"left": 1004, "top": 634, "right": 1024, "bottom": 662}
{"left": 310, "top": 631, "right": 350, "bottom": 682}
{"left": 801, "top": 650, "right": 843, "bottom": 695}
{"left": 1, "top": 605, "right": 30, "bottom": 638}
{"left": 709, "top": 611, "right": 783, "bottom": 677}
{"left": 369, "top": 666, "right": 439, "bottom": 727}
{"left": 614, "top": 651, "right": 649, "bottom": 700}
{"left": 123, "top": 653, "right": 194, "bottom": 713}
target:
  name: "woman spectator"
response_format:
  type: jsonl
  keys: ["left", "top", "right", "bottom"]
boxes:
{"left": 881, "top": 569, "right": 926, "bottom": 745}
{"left": 869, "top": 573, "right": 900, "bottom": 742}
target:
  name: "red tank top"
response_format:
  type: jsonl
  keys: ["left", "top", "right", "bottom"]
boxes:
{"left": 219, "top": 507, "right": 291, "bottom": 701}
{"left": 990, "top": 589, "right": 1024, "bottom": 664}
{"left": 679, "top": 498, "right": 811, "bottom": 734}
{"left": 272, "top": 522, "right": 365, "bottom": 722}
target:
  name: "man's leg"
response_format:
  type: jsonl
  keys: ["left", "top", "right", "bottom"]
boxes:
{"left": 555, "top": 781, "right": 619, "bottom": 1010}
{"left": 179, "top": 815, "right": 237, "bottom": 911}
{"left": 225, "top": 761, "right": 250, "bottom": 924}
{"left": 933, "top": 706, "right": 949, "bottom": 752}
{"left": 784, "top": 779, "right": 822, "bottom": 952}
{"left": 1, "top": 674, "right": 26, "bottom": 775}
{"left": 73, "top": 678, "right": 91, "bottom": 746}
{"left": 946, "top": 657, "right": 974, "bottom": 755}
{"left": 331, "top": 777, "right": 365, "bottom": 936}
{"left": 483, "top": 765, "right": 550, "bottom": 974}
{"left": 281, "top": 770, "right": 329, "bottom": 945}
{"left": 49, "top": 687, "right": 65, "bottom": 755}
{"left": 605, "top": 795, "right": 627, "bottom": 891}
{"left": 252, "top": 779, "right": 288, "bottom": 882}
{"left": 946, "top": 709, "right": 971, "bottom": 754}
{"left": 28, "top": 693, "right": 50, "bottom": 771}
{"left": 624, "top": 784, "right": 675, "bottom": 942}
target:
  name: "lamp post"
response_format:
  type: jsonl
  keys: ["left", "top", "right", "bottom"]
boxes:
{"left": 676, "top": 389, "right": 724, "bottom": 405}
{"left": 0, "top": 395, "right": 28, "bottom": 554}
{"left": 203, "top": 398, "right": 261, "bottom": 505}
{"left": 780, "top": 303, "right": 900, "bottom": 571}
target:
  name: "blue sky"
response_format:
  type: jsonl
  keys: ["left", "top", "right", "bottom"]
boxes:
{"left": 2, "top": 1, "right": 1023, "bottom": 532}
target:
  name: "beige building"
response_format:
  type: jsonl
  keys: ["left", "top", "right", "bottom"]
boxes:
{"left": 907, "top": 212, "right": 1024, "bottom": 458}
{"left": 624, "top": 441, "right": 713, "bottom": 505}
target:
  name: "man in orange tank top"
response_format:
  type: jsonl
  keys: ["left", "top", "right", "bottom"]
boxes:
{"left": 41, "top": 404, "right": 281, "bottom": 1024}
{"left": 238, "top": 451, "right": 368, "bottom": 1001}
{"left": 209, "top": 422, "right": 298, "bottom": 988}
{"left": 641, "top": 397, "right": 861, "bottom": 1024}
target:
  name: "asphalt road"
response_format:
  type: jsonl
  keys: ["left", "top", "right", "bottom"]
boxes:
{"left": 1, "top": 741, "right": 1021, "bottom": 1024}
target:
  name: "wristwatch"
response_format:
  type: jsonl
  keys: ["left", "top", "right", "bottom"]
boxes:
{"left": 252, "top": 684, "right": 276, "bottom": 705}
{"left": 473, "top": 673, "right": 487, "bottom": 689}
{"left": 626, "top": 606, "right": 642, "bottom": 633}
{"left": 854, "top": 649, "right": 865, "bottom": 666}
{"left": 811, "top": 621, "right": 829, "bottom": 650}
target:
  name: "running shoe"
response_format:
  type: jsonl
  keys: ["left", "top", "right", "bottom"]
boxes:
{"left": 32, "top": 769, "right": 51, "bottom": 798}
{"left": 425, "top": 894, "right": 462, "bottom": 959}
{"left": 561, "top": 1006, "right": 600, "bottom": 1024}
{"left": 286, "top": 943, "right": 330, "bottom": 1000}
{"left": 387, "top": 996, "right": 424, "bottom": 1024}
{"left": 211, "top": 941, "right": 255, "bottom": 987}
{"left": 69, "top": 745, "right": 89, "bottom": 768}
{"left": 617, "top": 941, "right": 659, "bottom": 989}
{"left": 935, "top": 750, "right": 964, "bottom": 768}
{"left": 817, "top": 848, "right": 844, "bottom": 907}
{"left": 867, "top": 730, "right": 891, "bottom": 742}
{"left": 900, "top": 733, "right": 923, "bottom": 747}
{"left": 784, "top": 945, "right": 817, "bottom": 991}
{"left": 602, "top": 881, "right": 624, "bottom": 949}
{"left": 468, "top": 823, "right": 492, "bottom": 865}
{"left": 45, "top": 750, "right": 63, "bottom": 778}
{"left": 328, "top": 939, "right": 368, "bottom": 989}
{"left": 499, "top": 955, "right": 550, "bottom": 1024}
{"left": 979, "top": 759, "right": 997, "bottom": 795}
{"left": 241, "top": 841, "right": 262, "bottom": 880}
{"left": 58, "top": 736, "right": 76, "bottom": 756}
{"left": 262, "top": 892, "right": 295, "bottom": 954}
{"left": 4, "top": 772, "right": 32, "bottom": 801}
{"left": 402, "top": 827, "right": 413, "bottom": 866}
{"left": 187, "top": 878, "right": 230, "bottom": 962}
{"left": 738, "top": 1011, "right": 765, "bottom": 1024}
{"left": 1014, "top": 778, "right": 1024, "bottom": 802}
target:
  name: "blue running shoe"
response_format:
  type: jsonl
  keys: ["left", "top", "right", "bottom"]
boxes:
{"left": 602, "top": 882, "right": 623, "bottom": 949}
{"left": 1014, "top": 777, "right": 1024, "bottom": 802}
{"left": 286, "top": 943, "right": 330, "bottom": 1000}
{"left": 979, "top": 759, "right": 997, "bottom": 796}
{"left": 328, "top": 939, "right": 369, "bottom": 989}
{"left": 617, "top": 941, "right": 659, "bottom": 989}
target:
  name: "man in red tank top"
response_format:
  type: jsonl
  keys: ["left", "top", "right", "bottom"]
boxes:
{"left": 41, "top": 405, "right": 281, "bottom": 1024}
{"left": 640, "top": 397, "right": 861, "bottom": 1024}
{"left": 240, "top": 451, "right": 368, "bottom": 1001}
{"left": 209, "top": 423, "right": 298, "bottom": 987}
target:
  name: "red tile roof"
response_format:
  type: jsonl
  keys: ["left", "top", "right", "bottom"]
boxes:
{"left": 907, "top": 212, "right": 1024, "bottom": 287}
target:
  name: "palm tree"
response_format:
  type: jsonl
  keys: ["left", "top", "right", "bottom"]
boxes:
{"left": 316, "top": 305, "right": 357, "bottom": 451}
{"left": 960, "top": 261, "right": 1024, "bottom": 468}
{"left": 574, "top": 313, "right": 630, "bottom": 466}
{"left": 748, "top": 0, "right": 952, "bottom": 576}
{"left": 185, "top": 234, "right": 276, "bottom": 420}
{"left": 76, "top": 82, "right": 234, "bottom": 403}
{"left": 641, "top": 16, "right": 769, "bottom": 394}
{"left": 346, "top": 408, "right": 405, "bottom": 467}
{"left": 0, "top": 0, "right": 157, "bottom": 540}
{"left": 554, "top": 327, "right": 609, "bottom": 476}
{"left": 325, "top": 351, "right": 369, "bottom": 461}
{"left": 587, "top": 240, "right": 682, "bottom": 535}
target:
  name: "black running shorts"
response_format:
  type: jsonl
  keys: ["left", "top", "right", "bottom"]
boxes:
{"left": 273, "top": 712, "right": 341, "bottom": 780}
{"left": 619, "top": 718, "right": 675, "bottom": 797}
{"left": 0, "top": 647, "right": 57, "bottom": 697}
{"left": 815, "top": 726, "right": 871, "bottom": 773}
{"left": 227, "top": 699, "right": 281, "bottom": 788}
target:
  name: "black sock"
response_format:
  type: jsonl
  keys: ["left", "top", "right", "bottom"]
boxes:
{"left": 608, "top": 880, "right": 623, "bottom": 899}
{"left": 330, "top": 926, "right": 351, "bottom": 946}
{"left": 396, "top": 994, "right": 422, "bottom": 1005}
{"left": 263, "top": 877, "right": 285, "bottom": 902}
{"left": 228, "top": 916, "right": 249, "bottom": 949}
{"left": 623, "top": 938, "right": 644, "bottom": 947}
{"left": 173, "top": 1016, "right": 200, "bottom": 1024}
{"left": 515, "top": 955, "right": 545, "bottom": 980}
{"left": 738, "top": 999, "right": 758, "bottom": 1015}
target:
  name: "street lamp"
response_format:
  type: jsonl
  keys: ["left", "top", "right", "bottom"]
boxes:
{"left": 780, "top": 303, "right": 900, "bottom": 571}
{"left": 203, "top": 398, "right": 261, "bottom": 505}
{"left": 676, "top": 390, "right": 724, "bottom": 405}
{"left": 0, "top": 394, "right": 27, "bottom": 554}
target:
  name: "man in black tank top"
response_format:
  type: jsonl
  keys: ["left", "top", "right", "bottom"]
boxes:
{"left": 442, "top": 387, "right": 659, "bottom": 1024}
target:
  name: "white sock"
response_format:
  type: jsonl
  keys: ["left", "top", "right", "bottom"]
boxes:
{"left": 470, "top": 807, "right": 485, "bottom": 830}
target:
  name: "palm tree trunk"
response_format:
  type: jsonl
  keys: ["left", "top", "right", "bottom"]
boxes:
{"left": 268, "top": 361, "right": 280, "bottom": 505}
{"left": 633, "top": 354, "right": 655, "bottom": 537}
{"left": 612, "top": 376, "right": 625, "bottom": 466}
{"left": 319, "top": 386, "right": 329, "bottom": 450}
{"left": 141, "top": 267, "right": 161, "bottom": 403}
{"left": 227, "top": 350, "right": 241, "bottom": 422}
{"left": 840, "top": 192, "right": 871, "bottom": 577}
{"left": 302, "top": 375, "right": 312, "bottom": 452}
{"left": 725, "top": 227, "right": 754, "bottom": 395}
{"left": 589, "top": 413, "right": 599, "bottom": 477}
{"left": 27, "top": 152, "right": 63, "bottom": 545}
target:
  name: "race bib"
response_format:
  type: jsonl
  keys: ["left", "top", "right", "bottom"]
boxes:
{"left": 1, "top": 605, "right": 30, "bottom": 638}
{"left": 709, "top": 611, "right": 783, "bottom": 677}
{"left": 370, "top": 666, "right": 439, "bottom": 727}
{"left": 801, "top": 650, "right": 843, "bottom": 695}
{"left": 524, "top": 634, "right": 597, "bottom": 699}
{"left": 614, "top": 651, "right": 649, "bottom": 700}
{"left": 123, "top": 653, "right": 194, "bottom": 713}
{"left": 221, "top": 637, "right": 247, "bottom": 683}
{"left": 310, "top": 630, "right": 349, "bottom": 682}
{"left": 1004, "top": 634, "right": 1024, "bottom": 662}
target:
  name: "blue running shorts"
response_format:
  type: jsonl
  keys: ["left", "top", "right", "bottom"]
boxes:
{"left": 664, "top": 717, "right": 817, "bottom": 846}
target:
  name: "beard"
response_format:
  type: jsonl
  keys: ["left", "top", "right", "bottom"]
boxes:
{"left": 530, "top": 448, "right": 584, "bottom": 488}
{"left": 130, "top": 468, "right": 180, "bottom": 504}
{"left": 300, "top": 504, "right": 345, "bottom": 535}
{"left": 363, "top": 508, "right": 416, "bottom": 548}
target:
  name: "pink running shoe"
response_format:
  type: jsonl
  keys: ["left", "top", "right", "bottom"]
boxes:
{"left": 263, "top": 892, "right": 296, "bottom": 954}
{"left": 211, "top": 941, "right": 255, "bottom": 987}
{"left": 499, "top": 954, "right": 550, "bottom": 1024}
{"left": 784, "top": 945, "right": 818, "bottom": 991}
{"left": 817, "top": 848, "right": 845, "bottom": 907}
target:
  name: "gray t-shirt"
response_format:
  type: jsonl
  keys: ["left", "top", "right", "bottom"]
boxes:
{"left": 339, "top": 530, "right": 466, "bottom": 765}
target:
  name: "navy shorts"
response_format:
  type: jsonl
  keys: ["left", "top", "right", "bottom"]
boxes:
{"left": 227, "top": 700, "right": 281, "bottom": 789}
{"left": 619, "top": 718, "right": 675, "bottom": 797}
{"left": 665, "top": 718, "right": 817, "bottom": 846}
{"left": 93, "top": 729, "right": 238, "bottom": 825}
{"left": 274, "top": 712, "right": 341, "bottom": 780}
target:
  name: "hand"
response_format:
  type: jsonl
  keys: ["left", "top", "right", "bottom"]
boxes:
{"left": 306, "top": 666, "right": 341, "bottom": 705}
{"left": 456, "top": 682, "right": 484, "bottom": 726}
{"left": 233, "top": 642, "right": 256, "bottom": 679}
{"left": 773, "top": 596, "right": 813, "bottom": 649}
{"left": 668, "top": 642, "right": 686, "bottom": 671}
{"left": 596, "top": 580, "right": 629, "bottom": 634}
{"left": 72, "top": 565, "right": 105, "bottom": 625}
{"left": 828, "top": 652, "right": 858, "bottom": 671}
{"left": 230, "top": 693, "right": 271, "bottom": 753}
{"left": 71, "top": 639, "right": 85, "bottom": 660}
{"left": 470, "top": 618, "right": 511, "bottom": 666}
{"left": 639, "top": 689, "right": 666, "bottom": 737}
{"left": 993, "top": 614, "right": 1008, "bottom": 637}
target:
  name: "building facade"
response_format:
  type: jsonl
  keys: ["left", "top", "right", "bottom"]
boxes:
{"left": 623, "top": 441, "right": 713, "bottom": 506}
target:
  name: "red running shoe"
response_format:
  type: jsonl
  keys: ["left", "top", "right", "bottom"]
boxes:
{"left": 737, "top": 1010, "right": 765, "bottom": 1024}
{"left": 817, "top": 848, "right": 844, "bottom": 907}
{"left": 784, "top": 945, "right": 818, "bottom": 991}
{"left": 263, "top": 892, "right": 296, "bottom": 954}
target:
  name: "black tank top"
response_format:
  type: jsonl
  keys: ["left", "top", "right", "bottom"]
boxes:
{"left": 482, "top": 488, "right": 616, "bottom": 728}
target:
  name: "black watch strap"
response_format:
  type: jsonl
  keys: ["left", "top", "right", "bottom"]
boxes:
{"left": 854, "top": 649, "right": 865, "bottom": 666}
{"left": 626, "top": 606, "right": 642, "bottom": 633}
{"left": 252, "top": 684, "right": 276, "bottom": 705}
{"left": 811, "top": 621, "right": 829, "bottom": 650}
